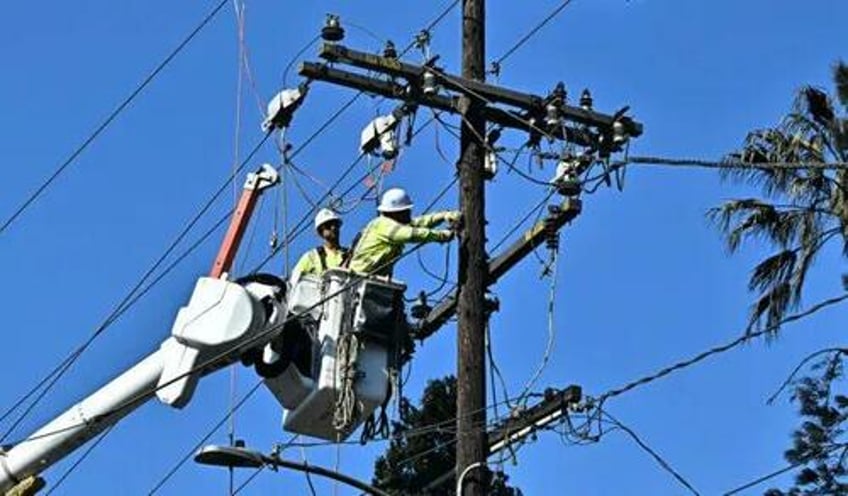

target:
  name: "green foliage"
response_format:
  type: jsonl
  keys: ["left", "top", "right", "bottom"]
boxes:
{"left": 766, "top": 355, "right": 848, "bottom": 495}
{"left": 709, "top": 61, "right": 848, "bottom": 335}
{"left": 711, "top": 61, "right": 848, "bottom": 495}
{"left": 372, "top": 376, "right": 521, "bottom": 495}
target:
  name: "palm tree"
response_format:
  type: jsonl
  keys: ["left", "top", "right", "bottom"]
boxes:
{"left": 710, "top": 61, "right": 848, "bottom": 335}
{"left": 711, "top": 63, "right": 848, "bottom": 495}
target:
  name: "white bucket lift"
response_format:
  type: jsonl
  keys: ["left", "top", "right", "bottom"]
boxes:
{"left": 263, "top": 269, "right": 406, "bottom": 441}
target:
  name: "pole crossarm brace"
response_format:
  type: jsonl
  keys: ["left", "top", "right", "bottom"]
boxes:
{"left": 298, "top": 62, "right": 575, "bottom": 142}
{"left": 423, "top": 385, "right": 583, "bottom": 493}
{"left": 312, "top": 43, "right": 643, "bottom": 137}
{"left": 488, "top": 385, "right": 582, "bottom": 452}
{"left": 414, "top": 197, "right": 581, "bottom": 342}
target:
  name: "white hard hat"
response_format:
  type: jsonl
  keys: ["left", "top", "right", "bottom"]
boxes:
{"left": 378, "top": 188, "right": 414, "bottom": 213}
{"left": 314, "top": 208, "right": 341, "bottom": 230}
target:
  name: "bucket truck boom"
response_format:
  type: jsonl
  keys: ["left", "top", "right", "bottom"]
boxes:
{"left": 0, "top": 164, "right": 283, "bottom": 494}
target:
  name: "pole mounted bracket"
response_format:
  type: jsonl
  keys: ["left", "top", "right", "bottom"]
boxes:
{"left": 301, "top": 43, "right": 643, "bottom": 150}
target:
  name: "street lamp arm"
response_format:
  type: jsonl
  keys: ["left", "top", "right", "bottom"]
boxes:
{"left": 194, "top": 445, "right": 389, "bottom": 496}
{"left": 267, "top": 454, "right": 390, "bottom": 496}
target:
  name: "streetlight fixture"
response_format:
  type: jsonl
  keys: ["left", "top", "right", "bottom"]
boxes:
{"left": 195, "top": 444, "right": 389, "bottom": 496}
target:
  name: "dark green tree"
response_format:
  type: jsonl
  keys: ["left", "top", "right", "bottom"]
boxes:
{"left": 373, "top": 376, "right": 521, "bottom": 495}
{"left": 765, "top": 353, "right": 848, "bottom": 495}
{"left": 710, "top": 62, "right": 848, "bottom": 494}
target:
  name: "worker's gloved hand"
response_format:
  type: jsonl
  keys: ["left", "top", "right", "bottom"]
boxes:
{"left": 443, "top": 210, "right": 462, "bottom": 224}
{"left": 435, "top": 229, "right": 455, "bottom": 243}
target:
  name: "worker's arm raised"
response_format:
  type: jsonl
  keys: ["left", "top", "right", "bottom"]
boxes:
{"left": 410, "top": 210, "right": 460, "bottom": 228}
{"left": 383, "top": 222, "right": 453, "bottom": 244}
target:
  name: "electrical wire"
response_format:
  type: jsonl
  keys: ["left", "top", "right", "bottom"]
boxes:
{"left": 493, "top": 0, "right": 576, "bottom": 68}
{"left": 231, "top": 466, "right": 265, "bottom": 496}
{"left": 514, "top": 250, "right": 559, "bottom": 407}
{"left": 301, "top": 447, "right": 319, "bottom": 496}
{"left": 433, "top": 111, "right": 552, "bottom": 187}
{"left": 490, "top": 188, "right": 556, "bottom": 252}
{"left": 596, "top": 292, "right": 848, "bottom": 403}
{"left": 5, "top": 209, "right": 455, "bottom": 452}
{"left": 720, "top": 442, "right": 848, "bottom": 495}
{"left": 0, "top": 131, "right": 272, "bottom": 444}
{"left": 602, "top": 409, "right": 701, "bottom": 496}
{"left": 147, "top": 380, "right": 264, "bottom": 495}
{"left": 0, "top": 0, "right": 230, "bottom": 238}
{"left": 486, "top": 322, "right": 515, "bottom": 472}
{"left": 228, "top": 10, "right": 248, "bottom": 492}
{"left": 621, "top": 155, "right": 848, "bottom": 170}
{"left": 43, "top": 424, "right": 114, "bottom": 496}
{"left": 252, "top": 115, "right": 438, "bottom": 274}
{"left": 766, "top": 348, "right": 848, "bottom": 405}
{"left": 282, "top": 34, "right": 322, "bottom": 87}
{"left": 2, "top": 0, "right": 464, "bottom": 472}
{"left": 430, "top": 69, "right": 557, "bottom": 143}
{"left": 228, "top": 434, "right": 301, "bottom": 495}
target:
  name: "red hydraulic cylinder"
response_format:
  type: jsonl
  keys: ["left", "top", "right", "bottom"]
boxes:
{"left": 210, "top": 164, "right": 279, "bottom": 278}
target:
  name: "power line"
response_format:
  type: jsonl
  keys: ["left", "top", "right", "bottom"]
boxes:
{"left": 2, "top": 11, "right": 446, "bottom": 434}
{"left": 0, "top": 0, "right": 230, "bottom": 238}
{"left": 0, "top": 205, "right": 231, "bottom": 433}
{"left": 2, "top": 2, "right": 465, "bottom": 481}
{"left": 0, "top": 132, "right": 271, "bottom": 443}
{"left": 248, "top": 2, "right": 463, "bottom": 272}
{"left": 432, "top": 112, "right": 551, "bottom": 188}
{"left": 602, "top": 410, "right": 701, "bottom": 496}
{"left": 252, "top": 115, "right": 437, "bottom": 274}
{"left": 597, "top": 292, "right": 848, "bottom": 403}
{"left": 4, "top": 202, "right": 455, "bottom": 452}
{"left": 287, "top": 0, "right": 460, "bottom": 161}
{"left": 148, "top": 380, "right": 264, "bottom": 495}
{"left": 620, "top": 155, "right": 848, "bottom": 170}
{"left": 142, "top": 172, "right": 459, "bottom": 496}
{"left": 514, "top": 251, "right": 559, "bottom": 407}
{"left": 493, "top": 0, "right": 575, "bottom": 68}
{"left": 721, "top": 442, "right": 848, "bottom": 495}
{"left": 43, "top": 424, "right": 114, "bottom": 496}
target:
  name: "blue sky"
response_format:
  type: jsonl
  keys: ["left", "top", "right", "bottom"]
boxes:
{"left": 1, "top": 0, "right": 847, "bottom": 494}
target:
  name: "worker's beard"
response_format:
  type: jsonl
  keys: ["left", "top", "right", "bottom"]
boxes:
{"left": 322, "top": 229, "right": 340, "bottom": 247}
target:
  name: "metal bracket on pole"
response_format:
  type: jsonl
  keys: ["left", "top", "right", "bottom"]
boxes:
{"left": 414, "top": 197, "right": 582, "bottom": 342}
{"left": 422, "top": 385, "right": 582, "bottom": 493}
{"left": 312, "top": 43, "right": 643, "bottom": 138}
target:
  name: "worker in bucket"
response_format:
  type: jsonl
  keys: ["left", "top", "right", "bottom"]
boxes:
{"left": 346, "top": 187, "right": 459, "bottom": 277}
{"left": 290, "top": 207, "right": 349, "bottom": 284}
{"left": 257, "top": 207, "right": 348, "bottom": 380}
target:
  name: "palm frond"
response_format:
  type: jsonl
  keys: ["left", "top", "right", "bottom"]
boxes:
{"left": 714, "top": 65, "right": 848, "bottom": 339}
{"left": 804, "top": 86, "right": 836, "bottom": 127}
{"left": 749, "top": 250, "right": 797, "bottom": 293}
{"left": 835, "top": 61, "right": 848, "bottom": 109}
{"left": 749, "top": 281, "right": 792, "bottom": 334}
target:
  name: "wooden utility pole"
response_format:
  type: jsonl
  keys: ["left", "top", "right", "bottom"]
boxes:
{"left": 456, "top": 0, "right": 488, "bottom": 494}
{"left": 299, "top": 15, "right": 641, "bottom": 493}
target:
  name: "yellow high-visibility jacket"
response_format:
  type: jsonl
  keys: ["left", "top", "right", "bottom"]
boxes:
{"left": 347, "top": 211, "right": 457, "bottom": 277}
{"left": 290, "top": 245, "right": 348, "bottom": 283}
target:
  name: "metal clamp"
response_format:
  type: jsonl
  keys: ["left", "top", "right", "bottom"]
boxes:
{"left": 244, "top": 164, "right": 280, "bottom": 192}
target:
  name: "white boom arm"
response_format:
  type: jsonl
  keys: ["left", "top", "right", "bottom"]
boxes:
{"left": 0, "top": 275, "right": 285, "bottom": 494}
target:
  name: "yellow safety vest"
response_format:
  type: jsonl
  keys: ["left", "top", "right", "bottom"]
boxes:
{"left": 290, "top": 245, "right": 348, "bottom": 282}
{"left": 347, "top": 211, "right": 454, "bottom": 277}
